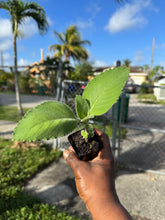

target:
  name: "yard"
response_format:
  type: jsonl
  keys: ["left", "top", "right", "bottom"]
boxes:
{"left": 0, "top": 138, "right": 82, "bottom": 220}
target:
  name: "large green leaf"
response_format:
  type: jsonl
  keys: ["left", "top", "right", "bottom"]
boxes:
{"left": 75, "top": 95, "right": 89, "bottom": 119}
{"left": 83, "top": 67, "right": 129, "bottom": 116}
{"left": 13, "top": 101, "right": 78, "bottom": 141}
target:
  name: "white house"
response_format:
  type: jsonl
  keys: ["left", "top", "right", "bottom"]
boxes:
{"left": 154, "top": 78, "right": 165, "bottom": 100}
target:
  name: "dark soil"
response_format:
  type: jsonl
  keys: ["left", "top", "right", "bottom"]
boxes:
{"left": 68, "top": 129, "right": 102, "bottom": 161}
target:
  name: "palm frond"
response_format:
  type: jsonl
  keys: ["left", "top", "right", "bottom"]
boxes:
{"left": 115, "top": 0, "right": 128, "bottom": 3}
{"left": 52, "top": 30, "right": 65, "bottom": 43}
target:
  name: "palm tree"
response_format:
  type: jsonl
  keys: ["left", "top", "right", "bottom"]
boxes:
{"left": 49, "top": 25, "right": 91, "bottom": 64}
{"left": 0, "top": 0, "right": 48, "bottom": 115}
{"left": 123, "top": 59, "right": 131, "bottom": 67}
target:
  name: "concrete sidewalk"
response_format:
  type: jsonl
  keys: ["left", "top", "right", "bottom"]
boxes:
{"left": 0, "top": 120, "right": 17, "bottom": 139}
{"left": 25, "top": 158, "right": 165, "bottom": 220}
{"left": 0, "top": 120, "right": 165, "bottom": 220}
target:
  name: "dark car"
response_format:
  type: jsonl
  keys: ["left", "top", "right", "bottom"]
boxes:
{"left": 124, "top": 78, "right": 137, "bottom": 93}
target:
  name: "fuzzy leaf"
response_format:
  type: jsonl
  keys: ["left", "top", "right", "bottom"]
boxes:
{"left": 83, "top": 67, "right": 129, "bottom": 116}
{"left": 75, "top": 95, "right": 90, "bottom": 119}
{"left": 13, "top": 101, "right": 78, "bottom": 141}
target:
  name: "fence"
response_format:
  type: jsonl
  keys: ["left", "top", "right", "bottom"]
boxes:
{"left": 116, "top": 85, "right": 165, "bottom": 175}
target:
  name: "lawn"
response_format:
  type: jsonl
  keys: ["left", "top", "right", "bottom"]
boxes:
{"left": 0, "top": 138, "right": 82, "bottom": 220}
{"left": 0, "top": 105, "right": 30, "bottom": 122}
{"left": 137, "top": 93, "right": 165, "bottom": 105}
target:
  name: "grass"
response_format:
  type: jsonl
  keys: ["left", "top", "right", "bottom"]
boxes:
{"left": 137, "top": 93, "right": 165, "bottom": 105}
{"left": 0, "top": 105, "right": 30, "bottom": 122}
{"left": 0, "top": 138, "right": 82, "bottom": 220}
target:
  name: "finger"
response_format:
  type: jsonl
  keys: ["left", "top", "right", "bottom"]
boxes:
{"left": 63, "top": 149, "right": 89, "bottom": 176}
{"left": 68, "top": 146, "right": 75, "bottom": 152}
{"left": 94, "top": 128, "right": 114, "bottom": 159}
{"left": 63, "top": 149, "right": 83, "bottom": 170}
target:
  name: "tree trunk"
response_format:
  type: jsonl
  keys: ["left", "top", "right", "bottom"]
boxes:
{"left": 13, "top": 33, "right": 23, "bottom": 116}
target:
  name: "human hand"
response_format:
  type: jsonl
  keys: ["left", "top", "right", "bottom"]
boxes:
{"left": 63, "top": 129, "right": 118, "bottom": 212}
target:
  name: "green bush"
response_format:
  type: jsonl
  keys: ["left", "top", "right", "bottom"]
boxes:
{"left": 0, "top": 139, "right": 81, "bottom": 220}
{"left": 140, "top": 82, "right": 153, "bottom": 94}
{"left": 19, "top": 76, "right": 32, "bottom": 93}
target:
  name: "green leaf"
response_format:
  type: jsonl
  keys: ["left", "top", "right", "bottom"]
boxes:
{"left": 83, "top": 67, "right": 129, "bottom": 116}
{"left": 75, "top": 95, "right": 90, "bottom": 119}
{"left": 13, "top": 101, "right": 78, "bottom": 141}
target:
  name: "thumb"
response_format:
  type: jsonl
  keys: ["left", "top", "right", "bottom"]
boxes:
{"left": 63, "top": 149, "right": 81, "bottom": 171}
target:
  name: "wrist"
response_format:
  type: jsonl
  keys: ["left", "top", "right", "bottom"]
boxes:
{"left": 86, "top": 190, "right": 118, "bottom": 212}
{"left": 87, "top": 197, "right": 119, "bottom": 220}
{"left": 87, "top": 196, "right": 132, "bottom": 220}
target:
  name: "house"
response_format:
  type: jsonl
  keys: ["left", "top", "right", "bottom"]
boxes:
{"left": 154, "top": 78, "right": 165, "bottom": 100}
{"left": 24, "top": 49, "right": 53, "bottom": 93}
{"left": 129, "top": 66, "right": 147, "bottom": 85}
{"left": 92, "top": 65, "right": 147, "bottom": 85}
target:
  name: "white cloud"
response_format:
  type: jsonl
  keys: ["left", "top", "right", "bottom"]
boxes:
{"left": 134, "top": 51, "right": 146, "bottom": 63}
{"left": 86, "top": 3, "right": 101, "bottom": 19}
{"left": 0, "top": 39, "right": 13, "bottom": 51}
{"left": 20, "top": 20, "right": 38, "bottom": 39}
{"left": 3, "top": 52, "right": 11, "bottom": 61}
{"left": 18, "top": 58, "right": 32, "bottom": 66}
{"left": 0, "top": 17, "right": 39, "bottom": 52}
{"left": 76, "top": 19, "right": 93, "bottom": 29}
{"left": 76, "top": 2, "right": 101, "bottom": 29}
{"left": 94, "top": 60, "right": 108, "bottom": 67}
{"left": 0, "top": 18, "right": 12, "bottom": 38}
{"left": 105, "top": 0, "right": 154, "bottom": 33}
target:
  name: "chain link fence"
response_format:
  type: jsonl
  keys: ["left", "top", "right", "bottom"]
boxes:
{"left": 117, "top": 85, "right": 165, "bottom": 174}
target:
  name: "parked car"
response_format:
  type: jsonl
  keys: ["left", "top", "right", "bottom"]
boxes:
{"left": 125, "top": 79, "right": 137, "bottom": 93}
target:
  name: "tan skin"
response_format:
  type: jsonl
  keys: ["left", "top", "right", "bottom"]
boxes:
{"left": 63, "top": 129, "right": 132, "bottom": 220}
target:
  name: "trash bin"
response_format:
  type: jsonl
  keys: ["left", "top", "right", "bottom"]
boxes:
{"left": 37, "top": 86, "right": 45, "bottom": 95}
{"left": 112, "top": 93, "right": 129, "bottom": 122}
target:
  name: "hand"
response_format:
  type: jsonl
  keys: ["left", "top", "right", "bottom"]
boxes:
{"left": 63, "top": 129, "right": 132, "bottom": 220}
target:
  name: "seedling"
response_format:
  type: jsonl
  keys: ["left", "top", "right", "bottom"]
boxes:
{"left": 13, "top": 67, "right": 129, "bottom": 160}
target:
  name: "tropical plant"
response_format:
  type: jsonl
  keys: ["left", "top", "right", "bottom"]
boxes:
{"left": 123, "top": 59, "right": 131, "bottom": 67}
{"left": 0, "top": 0, "right": 48, "bottom": 115}
{"left": 68, "top": 61, "right": 93, "bottom": 81}
{"left": 0, "top": 70, "right": 14, "bottom": 90}
{"left": 49, "top": 25, "right": 91, "bottom": 63}
{"left": 149, "top": 65, "right": 164, "bottom": 81}
{"left": 13, "top": 67, "right": 129, "bottom": 143}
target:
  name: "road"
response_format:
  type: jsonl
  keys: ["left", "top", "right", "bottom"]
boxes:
{"left": 0, "top": 93, "right": 56, "bottom": 108}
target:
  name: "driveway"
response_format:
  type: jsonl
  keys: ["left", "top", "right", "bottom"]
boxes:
{"left": 119, "top": 94, "right": 165, "bottom": 173}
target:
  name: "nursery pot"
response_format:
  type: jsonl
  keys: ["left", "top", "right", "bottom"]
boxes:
{"left": 68, "top": 129, "right": 103, "bottom": 161}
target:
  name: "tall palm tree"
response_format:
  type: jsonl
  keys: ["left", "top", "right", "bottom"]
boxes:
{"left": 49, "top": 25, "right": 91, "bottom": 63}
{"left": 0, "top": 0, "right": 48, "bottom": 115}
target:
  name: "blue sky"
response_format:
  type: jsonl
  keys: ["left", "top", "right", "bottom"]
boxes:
{"left": 0, "top": 0, "right": 165, "bottom": 69}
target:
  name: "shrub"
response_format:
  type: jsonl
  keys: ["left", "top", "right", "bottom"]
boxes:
{"left": 139, "top": 82, "right": 153, "bottom": 94}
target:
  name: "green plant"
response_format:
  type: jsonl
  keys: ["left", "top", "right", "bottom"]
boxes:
{"left": 140, "top": 82, "right": 153, "bottom": 94}
{"left": 13, "top": 67, "right": 129, "bottom": 142}
{"left": 0, "top": 138, "right": 82, "bottom": 220}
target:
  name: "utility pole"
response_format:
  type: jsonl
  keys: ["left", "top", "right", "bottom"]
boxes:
{"left": 150, "top": 38, "right": 155, "bottom": 71}
{"left": 0, "top": 50, "right": 3, "bottom": 67}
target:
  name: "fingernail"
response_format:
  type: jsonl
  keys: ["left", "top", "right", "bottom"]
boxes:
{"left": 63, "top": 150, "right": 69, "bottom": 160}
